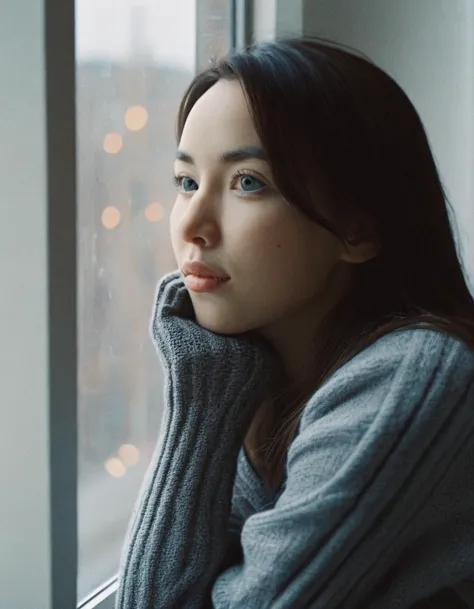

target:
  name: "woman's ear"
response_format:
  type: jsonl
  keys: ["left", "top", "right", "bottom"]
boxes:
{"left": 337, "top": 211, "right": 381, "bottom": 264}
{"left": 339, "top": 231, "right": 381, "bottom": 264}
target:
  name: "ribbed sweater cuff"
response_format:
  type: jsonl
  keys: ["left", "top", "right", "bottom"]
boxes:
{"left": 116, "top": 363, "right": 264, "bottom": 609}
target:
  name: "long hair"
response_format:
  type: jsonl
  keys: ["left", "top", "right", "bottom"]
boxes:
{"left": 175, "top": 37, "right": 474, "bottom": 490}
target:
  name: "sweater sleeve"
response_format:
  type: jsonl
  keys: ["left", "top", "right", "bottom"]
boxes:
{"left": 210, "top": 329, "right": 474, "bottom": 609}
{"left": 116, "top": 327, "right": 474, "bottom": 609}
{"left": 115, "top": 271, "right": 280, "bottom": 609}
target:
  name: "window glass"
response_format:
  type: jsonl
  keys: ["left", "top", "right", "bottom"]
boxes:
{"left": 75, "top": 0, "right": 232, "bottom": 600}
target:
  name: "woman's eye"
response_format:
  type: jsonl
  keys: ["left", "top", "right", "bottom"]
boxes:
{"left": 174, "top": 173, "right": 266, "bottom": 195}
{"left": 235, "top": 174, "right": 266, "bottom": 193}
{"left": 174, "top": 175, "right": 198, "bottom": 192}
{"left": 181, "top": 176, "right": 198, "bottom": 192}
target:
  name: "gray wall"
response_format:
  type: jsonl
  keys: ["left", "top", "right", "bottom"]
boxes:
{"left": 0, "top": 1, "right": 52, "bottom": 607}
{"left": 0, "top": 0, "right": 77, "bottom": 607}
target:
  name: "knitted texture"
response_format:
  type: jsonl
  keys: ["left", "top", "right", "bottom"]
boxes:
{"left": 115, "top": 271, "right": 282, "bottom": 608}
{"left": 116, "top": 271, "right": 474, "bottom": 609}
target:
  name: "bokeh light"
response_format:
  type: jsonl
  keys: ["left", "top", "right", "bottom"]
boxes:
{"left": 101, "top": 206, "right": 121, "bottom": 230}
{"left": 145, "top": 202, "right": 164, "bottom": 222}
{"left": 104, "top": 458, "right": 126, "bottom": 478}
{"left": 118, "top": 444, "right": 140, "bottom": 467}
{"left": 125, "top": 105, "right": 149, "bottom": 131}
{"left": 103, "top": 132, "right": 123, "bottom": 154}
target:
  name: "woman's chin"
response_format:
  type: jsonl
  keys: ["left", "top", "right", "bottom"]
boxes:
{"left": 194, "top": 310, "right": 254, "bottom": 336}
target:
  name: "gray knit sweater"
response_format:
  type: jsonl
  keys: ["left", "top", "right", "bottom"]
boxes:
{"left": 115, "top": 271, "right": 474, "bottom": 608}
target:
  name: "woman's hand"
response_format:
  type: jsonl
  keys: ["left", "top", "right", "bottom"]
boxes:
{"left": 116, "top": 272, "right": 285, "bottom": 609}
{"left": 150, "top": 271, "right": 283, "bottom": 421}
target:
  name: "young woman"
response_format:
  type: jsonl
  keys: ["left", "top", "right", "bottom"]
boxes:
{"left": 115, "top": 37, "right": 474, "bottom": 609}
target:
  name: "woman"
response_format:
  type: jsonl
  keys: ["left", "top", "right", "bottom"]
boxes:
{"left": 115, "top": 37, "right": 474, "bottom": 608}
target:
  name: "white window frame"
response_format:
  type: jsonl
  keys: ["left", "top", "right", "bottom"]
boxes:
{"left": 0, "top": 1, "right": 303, "bottom": 608}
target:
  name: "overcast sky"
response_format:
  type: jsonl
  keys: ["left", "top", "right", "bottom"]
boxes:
{"left": 75, "top": 0, "right": 196, "bottom": 69}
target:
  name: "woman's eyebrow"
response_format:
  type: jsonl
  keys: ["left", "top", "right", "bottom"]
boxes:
{"left": 175, "top": 146, "right": 267, "bottom": 165}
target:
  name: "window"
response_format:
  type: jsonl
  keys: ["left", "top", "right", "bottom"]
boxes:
{"left": 75, "top": 0, "right": 233, "bottom": 603}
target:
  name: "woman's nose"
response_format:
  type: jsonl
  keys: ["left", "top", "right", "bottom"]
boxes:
{"left": 178, "top": 189, "right": 221, "bottom": 249}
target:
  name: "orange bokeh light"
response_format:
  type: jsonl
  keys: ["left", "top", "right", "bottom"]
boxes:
{"left": 104, "top": 458, "right": 126, "bottom": 478}
{"left": 103, "top": 132, "right": 123, "bottom": 154}
{"left": 145, "top": 202, "right": 164, "bottom": 222}
{"left": 101, "top": 206, "right": 121, "bottom": 230}
{"left": 118, "top": 444, "right": 140, "bottom": 467}
{"left": 125, "top": 105, "right": 149, "bottom": 131}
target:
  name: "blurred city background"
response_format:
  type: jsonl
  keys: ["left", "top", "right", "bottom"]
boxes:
{"left": 76, "top": 0, "right": 231, "bottom": 600}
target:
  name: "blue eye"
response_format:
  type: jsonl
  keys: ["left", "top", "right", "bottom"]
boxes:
{"left": 173, "top": 172, "right": 267, "bottom": 196}
{"left": 173, "top": 175, "right": 198, "bottom": 193}
{"left": 173, "top": 175, "right": 197, "bottom": 193}
{"left": 181, "top": 176, "right": 197, "bottom": 192}
{"left": 235, "top": 174, "right": 266, "bottom": 193}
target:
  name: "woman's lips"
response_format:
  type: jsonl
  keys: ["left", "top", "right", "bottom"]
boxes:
{"left": 182, "top": 260, "right": 229, "bottom": 281}
{"left": 182, "top": 260, "right": 230, "bottom": 292}
{"left": 184, "top": 274, "right": 230, "bottom": 293}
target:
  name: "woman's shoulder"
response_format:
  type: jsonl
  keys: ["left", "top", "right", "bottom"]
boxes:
{"left": 300, "top": 326, "right": 474, "bottom": 430}
{"left": 336, "top": 326, "right": 474, "bottom": 384}
{"left": 369, "top": 324, "right": 473, "bottom": 352}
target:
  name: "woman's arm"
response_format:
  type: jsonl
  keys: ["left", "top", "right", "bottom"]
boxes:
{"left": 116, "top": 273, "right": 474, "bottom": 609}
{"left": 210, "top": 330, "right": 474, "bottom": 608}
{"left": 115, "top": 272, "right": 281, "bottom": 609}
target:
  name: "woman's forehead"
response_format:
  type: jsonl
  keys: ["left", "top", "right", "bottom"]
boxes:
{"left": 179, "top": 81, "right": 262, "bottom": 160}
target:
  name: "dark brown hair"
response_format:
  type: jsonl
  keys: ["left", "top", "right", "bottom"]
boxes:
{"left": 175, "top": 37, "right": 474, "bottom": 490}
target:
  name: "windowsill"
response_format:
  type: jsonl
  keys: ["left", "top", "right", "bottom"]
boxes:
{"left": 78, "top": 576, "right": 118, "bottom": 609}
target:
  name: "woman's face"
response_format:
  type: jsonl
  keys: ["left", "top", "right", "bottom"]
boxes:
{"left": 170, "top": 79, "right": 356, "bottom": 336}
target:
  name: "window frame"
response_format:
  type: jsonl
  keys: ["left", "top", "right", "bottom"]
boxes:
{"left": 0, "top": 0, "right": 77, "bottom": 608}
{"left": 75, "top": 5, "right": 245, "bottom": 605}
